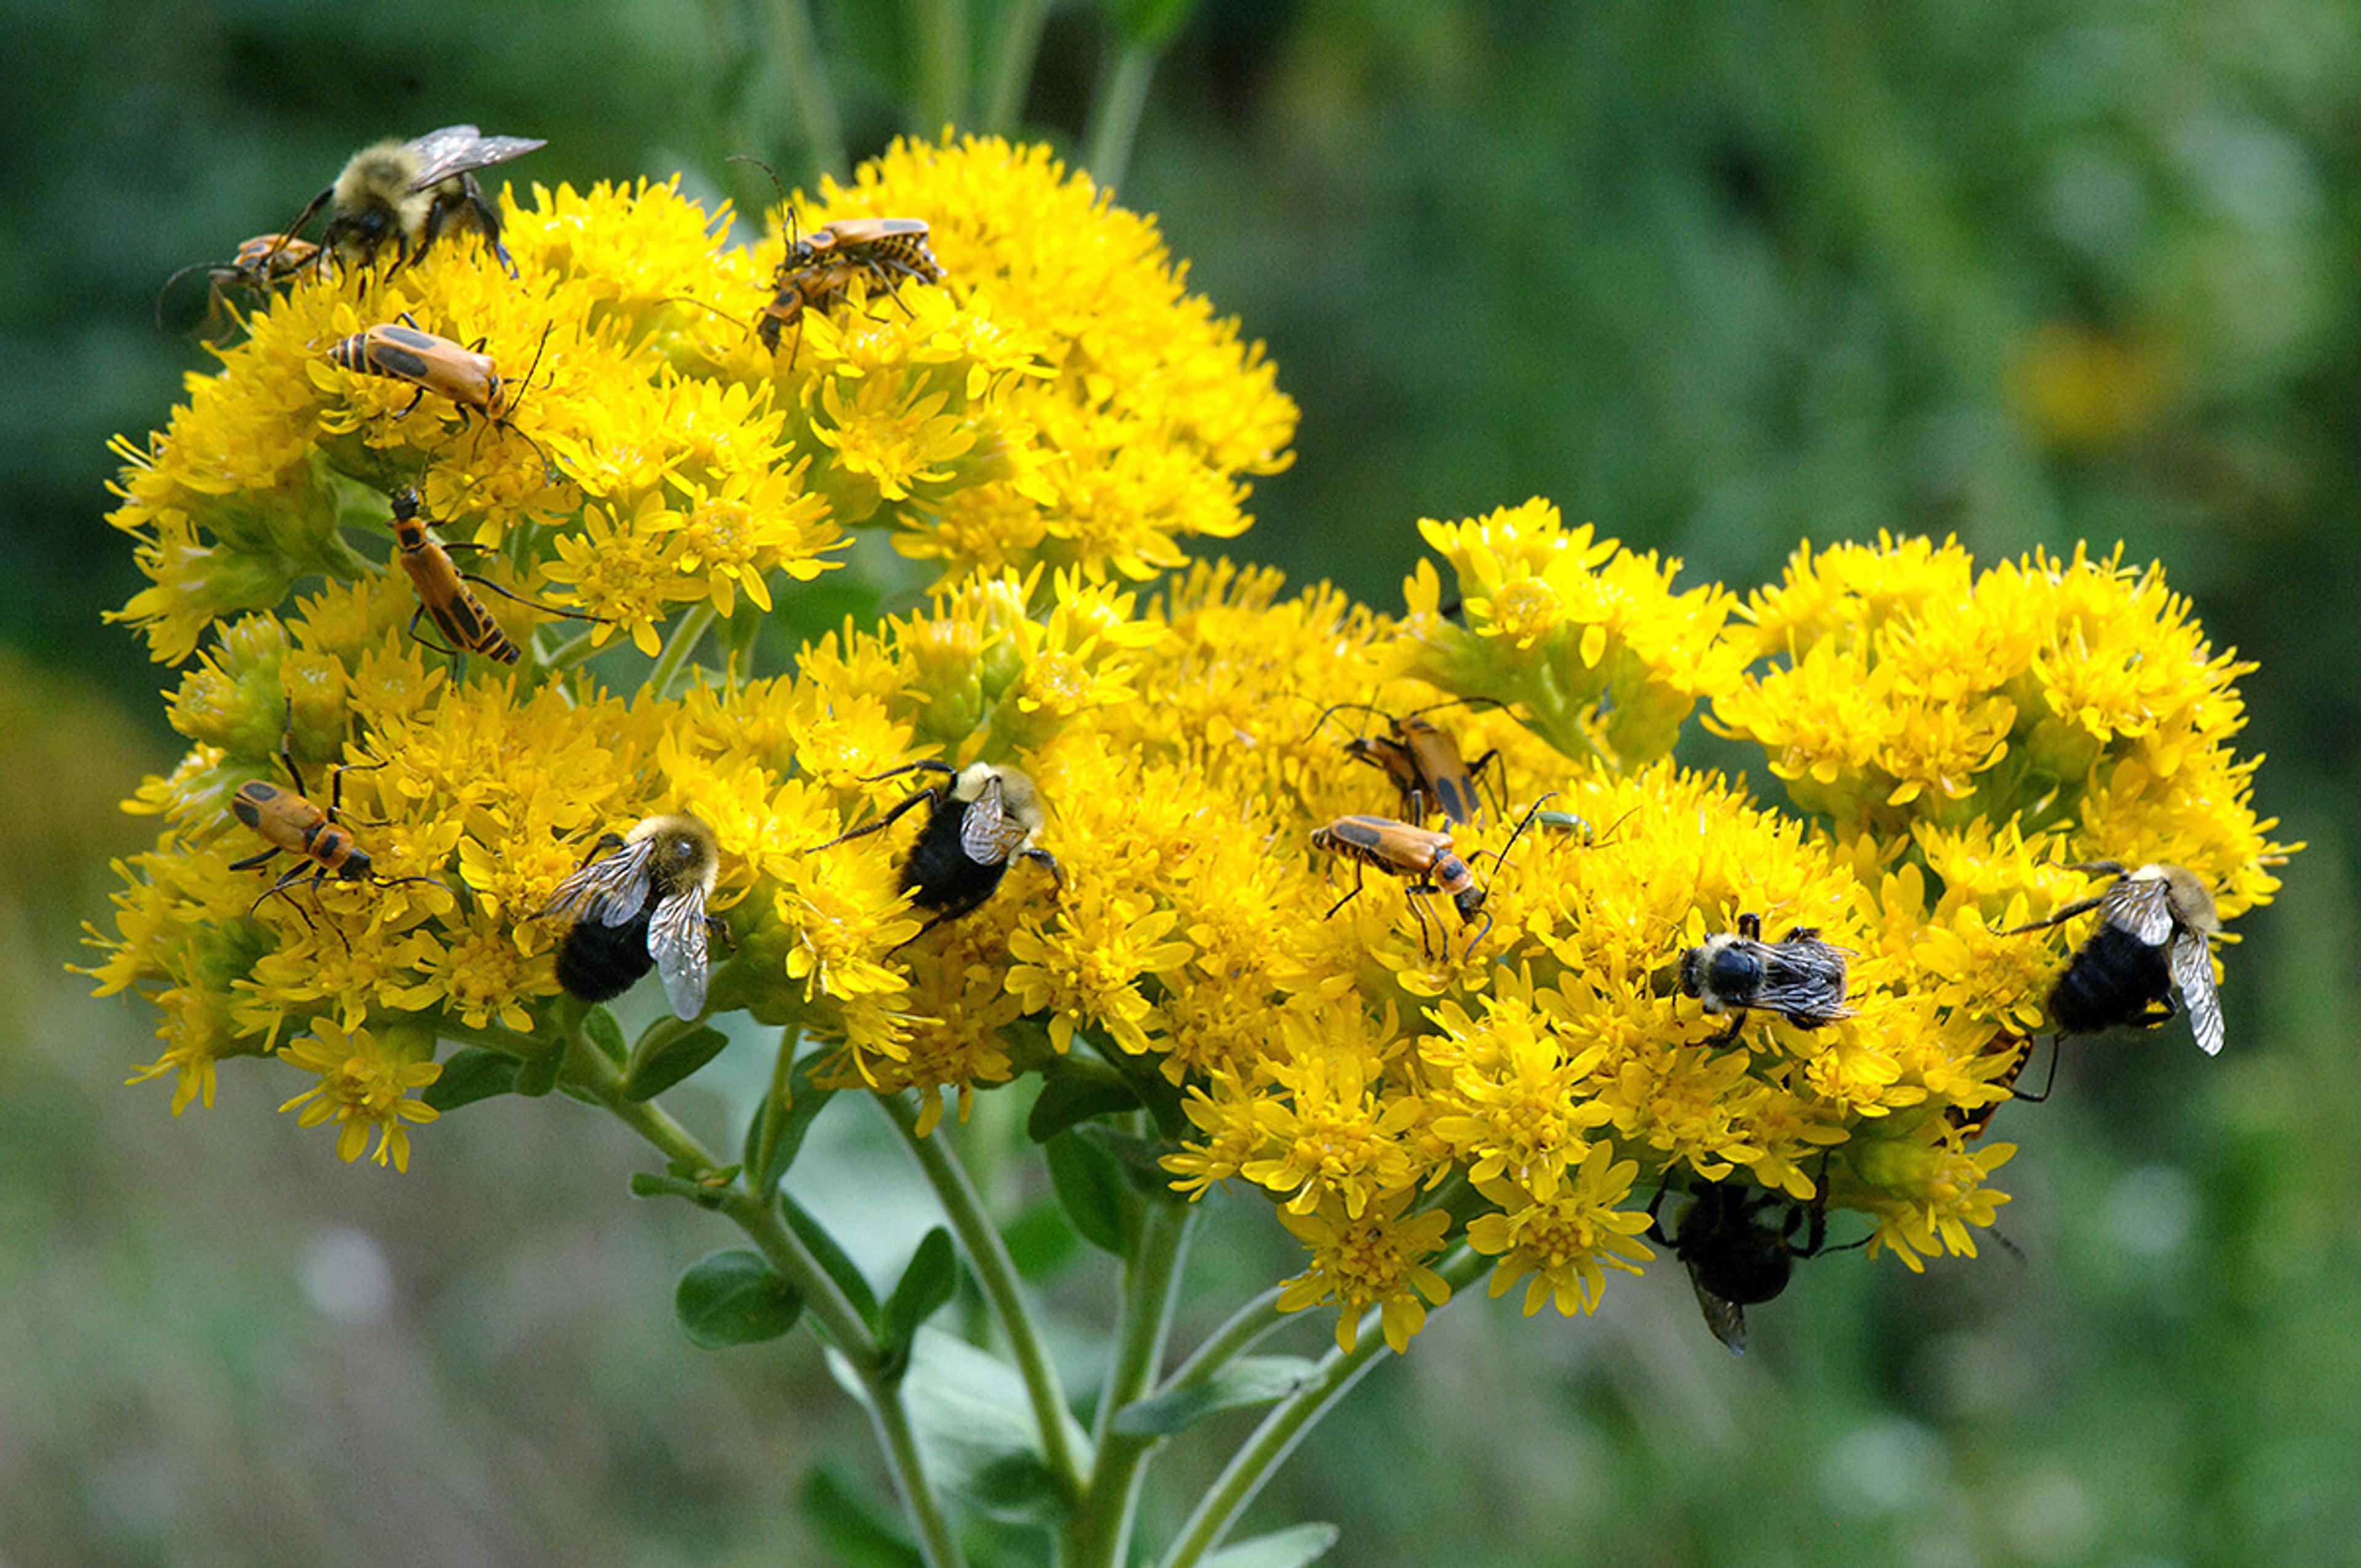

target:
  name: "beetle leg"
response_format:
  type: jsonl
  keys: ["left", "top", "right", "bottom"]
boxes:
{"left": 1323, "top": 861, "right": 1367, "bottom": 921}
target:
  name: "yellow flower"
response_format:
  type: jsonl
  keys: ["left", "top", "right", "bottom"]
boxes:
{"left": 275, "top": 1020, "right": 442, "bottom": 1170}
{"left": 1467, "top": 1143, "right": 1655, "bottom": 1317}
{"left": 1276, "top": 1187, "right": 1455, "bottom": 1353}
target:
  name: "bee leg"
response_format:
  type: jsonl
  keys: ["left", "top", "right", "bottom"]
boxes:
{"left": 1736, "top": 912, "right": 1763, "bottom": 941}
{"left": 705, "top": 914, "right": 734, "bottom": 954}
{"left": 575, "top": 831, "right": 630, "bottom": 869}
{"left": 807, "top": 783, "right": 943, "bottom": 853}
{"left": 892, "top": 891, "right": 994, "bottom": 949}
{"left": 1993, "top": 893, "right": 2107, "bottom": 936}
{"left": 1644, "top": 1180, "right": 1675, "bottom": 1245}
{"left": 1018, "top": 846, "right": 1064, "bottom": 892}
{"left": 1710, "top": 1011, "right": 1748, "bottom": 1048}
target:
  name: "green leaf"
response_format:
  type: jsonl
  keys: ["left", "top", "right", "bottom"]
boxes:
{"left": 1204, "top": 1523, "right": 1342, "bottom": 1568}
{"left": 624, "top": 1020, "right": 730, "bottom": 1101}
{"left": 882, "top": 1328, "right": 1080, "bottom": 1525}
{"left": 582, "top": 1004, "right": 627, "bottom": 1063}
{"left": 674, "top": 1248, "right": 805, "bottom": 1348}
{"left": 1076, "top": 1123, "right": 1188, "bottom": 1203}
{"left": 781, "top": 1192, "right": 879, "bottom": 1328}
{"left": 879, "top": 1227, "right": 960, "bottom": 1380}
{"left": 742, "top": 1053, "right": 837, "bottom": 1193}
{"left": 797, "top": 1467, "right": 923, "bottom": 1568}
{"left": 1027, "top": 1056, "right": 1142, "bottom": 1142}
{"left": 1003, "top": 1197, "right": 1083, "bottom": 1282}
{"left": 1099, "top": 0, "right": 1198, "bottom": 49}
{"left": 1045, "top": 1128, "right": 1141, "bottom": 1254}
{"left": 1112, "top": 1356, "right": 1318, "bottom": 1437}
{"left": 511, "top": 1046, "right": 562, "bottom": 1098}
{"left": 421, "top": 1046, "right": 517, "bottom": 1111}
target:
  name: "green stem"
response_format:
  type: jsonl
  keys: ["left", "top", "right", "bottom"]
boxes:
{"left": 981, "top": 0, "right": 1048, "bottom": 133}
{"left": 761, "top": 0, "right": 850, "bottom": 180}
{"left": 879, "top": 1095, "right": 1087, "bottom": 1502}
{"left": 564, "top": 1040, "right": 965, "bottom": 1568}
{"left": 911, "top": 0, "right": 970, "bottom": 134}
{"left": 1083, "top": 44, "right": 1160, "bottom": 192}
{"left": 536, "top": 627, "right": 602, "bottom": 673}
{"left": 1066, "top": 1199, "right": 1195, "bottom": 1568}
{"left": 647, "top": 602, "right": 717, "bottom": 699}
{"left": 429, "top": 1016, "right": 555, "bottom": 1061}
{"left": 1154, "top": 1248, "right": 1488, "bottom": 1568}
{"left": 747, "top": 1026, "right": 801, "bottom": 1192}
{"left": 1157, "top": 1285, "right": 1286, "bottom": 1393}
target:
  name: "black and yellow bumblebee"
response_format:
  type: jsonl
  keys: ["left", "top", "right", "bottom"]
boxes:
{"left": 1677, "top": 913, "right": 1854, "bottom": 1043}
{"left": 1999, "top": 861, "right": 2226, "bottom": 1056}
{"left": 810, "top": 761, "right": 1061, "bottom": 936}
{"left": 540, "top": 815, "right": 724, "bottom": 1019}
{"left": 279, "top": 124, "right": 545, "bottom": 276}
{"left": 1649, "top": 1178, "right": 1840, "bottom": 1356}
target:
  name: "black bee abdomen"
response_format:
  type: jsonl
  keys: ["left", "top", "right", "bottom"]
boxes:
{"left": 1692, "top": 1242, "right": 1792, "bottom": 1307}
{"left": 901, "top": 802, "right": 1008, "bottom": 911}
{"left": 2051, "top": 924, "right": 2171, "bottom": 1034}
{"left": 557, "top": 911, "right": 655, "bottom": 1002}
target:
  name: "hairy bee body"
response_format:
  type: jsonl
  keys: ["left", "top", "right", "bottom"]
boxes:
{"left": 2002, "top": 861, "right": 2226, "bottom": 1055}
{"left": 283, "top": 125, "right": 545, "bottom": 276}
{"left": 1650, "top": 1179, "right": 1832, "bottom": 1356}
{"left": 809, "top": 760, "right": 1059, "bottom": 938}
{"left": 1678, "top": 913, "right": 1853, "bottom": 1037}
{"left": 541, "top": 815, "right": 722, "bottom": 1019}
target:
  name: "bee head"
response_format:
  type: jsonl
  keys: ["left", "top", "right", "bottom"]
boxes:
{"left": 1680, "top": 934, "right": 1760, "bottom": 1004}
{"left": 2140, "top": 863, "right": 2221, "bottom": 935}
{"left": 334, "top": 142, "right": 427, "bottom": 217}
{"left": 628, "top": 814, "right": 721, "bottom": 898}
{"left": 954, "top": 763, "right": 1046, "bottom": 833}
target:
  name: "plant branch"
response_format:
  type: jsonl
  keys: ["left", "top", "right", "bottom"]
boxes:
{"left": 1156, "top": 1284, "right": 1286, "bottom": 1394}
{"left": 1066, "top": 1198, "right": 1194, "bottom": 1567}
{"left": 648, "top": 602, "right": 717, "bottom": 699}
{"left": 1083, "top": 43, "right": 1160, "bottom": 193}
{"left": 1155, "top": 1248, "right": 1488, "bottom": 1568}
{"left": 879, "top": 1094, "right": 1087, "bottom": 1502}
{"left": 760, "top": 0, "right": 849, "bottom": 181}
{"left": 982, "top": 0, "right": 1048, "bottom": 133}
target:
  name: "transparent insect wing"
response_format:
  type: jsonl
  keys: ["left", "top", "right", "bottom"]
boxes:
{"left": 2171, "top": 932, "right": 2226, "bottom": 1055}
{"left": 648, "top": 887, "right": 711, "bottom": 1020}
{"left": 543, "top": 838, "right": 656, "bottom": 927}
{"left": 1760, "top": 940, "right": 1853, "bottom": 1023}
{"left": 959, "top": 775, "right": 1016, "bottom": 866}
{"left": 2107, "top": 876, "right": 2178, "bottom": 947}
{"left": 1688, "top": 1272, "right": 1748, "bottom": 1355}
{"left": 403, "top": 125, "right": 547, "bottom": 189}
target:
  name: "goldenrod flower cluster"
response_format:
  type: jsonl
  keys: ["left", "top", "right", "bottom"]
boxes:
{"left": 89, "top": 137, "right": 2290, "bottom": 1352}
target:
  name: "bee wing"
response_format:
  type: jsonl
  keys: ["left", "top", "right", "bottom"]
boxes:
{"left": 1759, "top": 938, "right": 1854, "bottom": 1026}
{"left": 2106, "top": 876, "right": 2177, "bottom": 947}
{"left": 958, "top": 775, "right": 1017, "bottom": 866}
{"left": 540, "top": 837, "right": 656, "bottom": 927}
{"left": 403, "top": 125, "right": 548, "bottom": 190}
{"left": 648, "top": 888, "right": 711, "bottom": 1020}
{"left": 2170, "top": 932, "right": 2225, "bottom": 1056}
{"left": 1687, "top": 1268, "right": 1749, "bottom": 1356}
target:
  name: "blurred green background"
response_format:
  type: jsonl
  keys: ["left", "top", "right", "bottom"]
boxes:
{"left": 7, "top": 0, "right": 2358, "bottom": 1562}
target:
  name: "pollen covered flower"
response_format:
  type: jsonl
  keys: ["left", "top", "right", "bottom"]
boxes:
{"left": 93, "top": 134, "right": 2287, "bottom": 1367}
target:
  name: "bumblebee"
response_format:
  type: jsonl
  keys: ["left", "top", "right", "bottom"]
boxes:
{"left": 1999, "top": 861, "right": 2226, "bottom": 1056}
{"left": 279, "top": 124, "right": 545, "bottom": 276}
{"left": 540, "top": 815, "right": 723, "bottom": 1019}
{"left": 810, "top": 761, "right": 1061, "bottom": 936}
{"left": 1649, "top": 1178, "right": 1837, "bottom": 1356}
{"left": 1678, "top": 913, "right": 1853, "bottom": 1043}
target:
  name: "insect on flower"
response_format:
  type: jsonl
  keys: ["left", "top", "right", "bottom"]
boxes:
{"left": 1678, "top": 913, "right": 1854, "bottom": 1044}
{"left": 387, "top": 486, "right": 601, "bottom": 663}
{"left": 540, "top": 815, "right": 725, "bottom": 1020}
{"left": 326, "top": 315, "right": 559, "bottom": 477}
{"left": 1307, "top": 697, "right": 1504, "bottom": 825}
{"left": 1648, "top": 1177, "right": 1847, "bottom": 1356}
{"left": 156, "top": 234, "right": 324, "bottom": 335}
{"left": 227, "top": 714, "right": 445, "bottom": 945}
{"left": 808, "top": 761, "right": 1061, "bottom": 938}
{"left": 1998, "top": 861, "right": 2226, "bottom": 1056}
{"left": 731, "top": 157, "right": 943, "bottom": 362}
{"left": 1308, "top": 793, "right": 1552, "bottom": 960}
{"left": 273, "top": 124, "right": 545, "bottom": 277}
